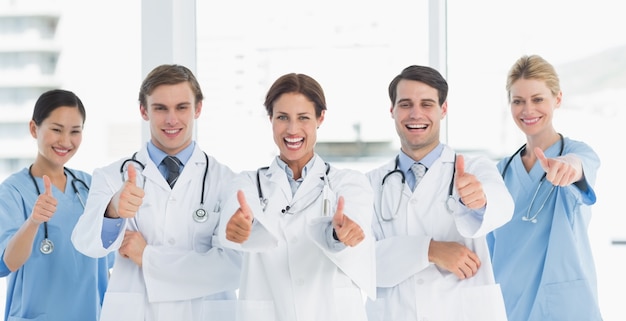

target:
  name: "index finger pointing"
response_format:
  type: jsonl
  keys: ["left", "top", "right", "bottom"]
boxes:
{"left": 533, "top": 147, "right": 550, "bottom": 172}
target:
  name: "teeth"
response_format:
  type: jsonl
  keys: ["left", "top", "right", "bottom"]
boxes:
{"left": 285, "top": 137, "right": 303, "bottom": 143}
{"left": 164, "top": 129, "right": 179, "bottom": 134}
{"left": 522, "top": 117, "right": 540, "bottom": 124}
{"left": 54, "top": 148, "right": 69, "bottom": 153}
{"left": 407, "top": 124, "right": 427, "bottom": 129}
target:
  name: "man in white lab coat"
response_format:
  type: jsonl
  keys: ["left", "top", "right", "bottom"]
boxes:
{"left": 365, "top": 65, "right": 514, "bottom": 321}
{"left": 71, "top": 64, "right": 242, "bottom": 321}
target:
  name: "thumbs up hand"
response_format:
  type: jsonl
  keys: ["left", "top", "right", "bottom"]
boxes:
{"left": 454, "top": 154, "right": 486, "bottom": 209}
{"left": 332, "top": 196, "right": 364, "bottom": 247}
{"left": 534, "top": 147, "right": 583, "bottom": 186}
{"left": 109, "top": 164, "right": 145, "bottom": 219}
{"left": 30, "top": 175, "right": 58, "bottom": 224}
{"left": 226, "top": 190, "right": 254, "bottom": 244}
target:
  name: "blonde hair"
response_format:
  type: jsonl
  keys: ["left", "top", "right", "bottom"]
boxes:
{"left": 506, "top": 55, "right": 560, "bottom": 102}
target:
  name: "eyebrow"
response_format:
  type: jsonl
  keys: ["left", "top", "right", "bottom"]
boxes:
{"left": 397, "top": 98, "right": 437, "bottom": 104}
{"left": 50, "top": 122, "right": 83, "bottom": 129}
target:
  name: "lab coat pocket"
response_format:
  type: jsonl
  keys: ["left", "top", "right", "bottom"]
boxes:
{"left": 235, "top": 300, "right": 275, "bottom": 321}
{"left": 543, "top": 279, "right": 602, "bottom": 321}
{"left": 202, "top": 299, "right": 236, "bottom": 321}
{"left": 99, "top": 292, "right": 145, "bottom": 321}
{"left": 460, "top": 284, "right": 507, "bottom": 321}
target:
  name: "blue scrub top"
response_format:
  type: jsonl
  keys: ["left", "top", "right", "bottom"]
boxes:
{"left": 0, "top": 168, "right": 114, "bottom": 321}
{"left": 487, "top": 137, "right": 602, "bottom": 321}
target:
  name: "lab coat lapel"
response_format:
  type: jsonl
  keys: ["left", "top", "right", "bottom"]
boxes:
{"left": 414, "top": 146, "right": 456, "bottom": 191}
{"left": 174, "top": 147, "right": 205, "bottom": 190}
{"left": 266, "top": 159, "right": 293, "bottom": 203}
{"left": 135, "top": 147, "right": 170, "bottom": 190}
{"left": 292, "top": 156, "right": 325, "bottom": 207}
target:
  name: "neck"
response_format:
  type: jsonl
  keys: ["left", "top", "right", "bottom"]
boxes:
{"left": 30, "top": 160, "right": 67, "bottom": 192}
{"left": 525, "top": 130, "right": 560, "bottom": 153}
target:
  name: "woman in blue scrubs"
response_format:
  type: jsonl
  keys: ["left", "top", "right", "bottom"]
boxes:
{"left": 0, "top": 89, "right": 113, "bottom": 321}
{"left": 487, "top": 55, "right": 602, "bottom": 321}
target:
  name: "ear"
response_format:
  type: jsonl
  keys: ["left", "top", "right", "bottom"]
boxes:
{"left": 440, "top": 100, "right": 448, "bottom": 119}
{"left": 317, "top": 110, "right": 325, "bottom": 128}
{"left": 140, "top": 105, "right": 149, "bottom": 121}
{"left": 389, "top": 105, "right": 394, "bottom": 118}
{"left": 194, "top": 101, "right": 203, "bottom": 119}
{"left": 555, "top": 91, "right": 563, "bottom": 109}
{"left": 29, "top": 120, "right": 38, "bottom": 139}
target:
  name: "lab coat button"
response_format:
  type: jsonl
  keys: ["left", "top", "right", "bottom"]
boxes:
{"left": 168, "top": 238, "right": 175, "bottom": 245}
{"left": 291, "top": 237, "right": 298, "bottom": 243}
{"left": 416, "top": 278, "right": 424, "bottom": 285}
{"left": 296, "top": 278, "right": 304, "bottom": 286}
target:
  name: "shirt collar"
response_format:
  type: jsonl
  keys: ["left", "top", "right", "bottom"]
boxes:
{"left": 398, "top": 143, "right": 444, "bottom": 173}
{"left": 276, "top": 156, "right": 314, "bottom": 181}
{"left": 147, "top": 140, "right": 195, "bottom": 166}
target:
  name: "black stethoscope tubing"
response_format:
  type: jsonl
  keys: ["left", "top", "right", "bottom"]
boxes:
{"left": 380, "top": 154, "right": 456, "bottom": 221}
{"left": 383, "top": 155, "right": 456, "bottom": 197}
{"left": 28, "top": 165, "right": 89, "bottom": 254}
{"left": 500, "top": 133, "right": 564, "bottom": 223}
{"left": 256, "top": 162, "right": 331, "bottom": 214}
{"left": 501, "top": 133, "right": 564, "bottom": 179}
{"left": 119, "top": 151, "right": 210, "bottom": 222}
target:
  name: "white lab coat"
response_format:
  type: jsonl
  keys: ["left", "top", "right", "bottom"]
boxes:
{"left": 220, "top": 154, "right": 376, "bottom": 321}
{"left": 365, "top": 146, "right": 513, "bottom": 321}
{"left": 72, "top": 144, "right": 242, "bottom": 321}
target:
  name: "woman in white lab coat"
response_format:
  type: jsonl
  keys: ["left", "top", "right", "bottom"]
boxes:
{"left": 221, "top": 73, "right": 376, "bottom": 321}
{"left": 71, "top": 64, "right": 242, "bottom": 321}
{"left": 364, "top": 65, "right": 514, "bottom": 321}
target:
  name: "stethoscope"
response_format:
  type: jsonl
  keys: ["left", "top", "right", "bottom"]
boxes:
{"left": 379, "top": 154, "right": 456, "bottom": 221}
{"left": 256, "top": 162, "right": 332, "bottom": 216}
{"left": 120, "top": 152, "right": 210, "bottom": 223}
{"left": 501, "top": 133, "right": 564, "bottom": 223}
{"left": 28, "top": 165, "right": 89, "bottom": 255}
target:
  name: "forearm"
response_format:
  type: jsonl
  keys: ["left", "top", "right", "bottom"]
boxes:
{"left": 4, "top": 218, "right": 39, "bottom": 271}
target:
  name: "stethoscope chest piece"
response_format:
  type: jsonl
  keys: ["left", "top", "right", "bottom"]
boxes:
{"left": 445, "top": 196, "right": 456, "bottom": 214}
{"left": 193, "top": 208, "right": 208, "bottom": 223}
{"left": 40, "top": 238, "right": 54, "bottom": 254}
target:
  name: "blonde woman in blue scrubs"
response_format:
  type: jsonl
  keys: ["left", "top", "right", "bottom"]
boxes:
{"left": 488, "top": 55, "right": 602, "bottom": 321}
{"left": 0, "top": 89, "right": 113, "bottom": 321}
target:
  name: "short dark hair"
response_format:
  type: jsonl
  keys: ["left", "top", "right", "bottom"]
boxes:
{"left": 264, "top": 73, "right": 326, "bottom": 118}
{"left": 388, "top": 65, "right": 448, "bottom": 106}
{"left": 32, "top": 89, "right": 86, "bottom": 126}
